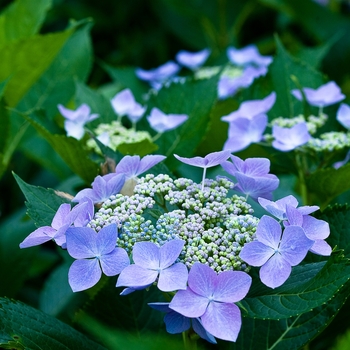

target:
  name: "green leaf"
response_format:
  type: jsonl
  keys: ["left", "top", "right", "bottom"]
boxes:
{"left": 268, "top": 36, "right": 324, "bottom": 119}
{"left": 20, "top": 112, "right": 99, "bottom": 183}
{"left": 241, "top": 251, "right": 350, "bottom": 320}
{"left": 317, "top": 205, "right": 350, "bottom": 258}
{"left": 102, "top": 63, "right": 149, "bottom": 102}
{"left": 230, "top": 280, "right": 350, "bottom": 350}
{"left": 0, "top": 208, "right": 37, "bottom": 297}
{"left": 13, "top": 172, "right": 71, "bottom": 228}
{"left": 147, "top": 75, "right": 219, "bottom": 169}
{"left": 306, "top": 164, "right": 350, "bottom": 209}
{"left": 0, "top": 0, "right": 52, "bottom": 48}
{"left": 0, "top": 297, "right": 106, "bottom": 350}
{"left": 117, "top": 138, "right": 159, "bottom": 156}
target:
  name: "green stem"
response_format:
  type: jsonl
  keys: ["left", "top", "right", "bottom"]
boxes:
{"left": 182, "top": 330, "right": 198, "bottom": 350}
{"left": 295, "top": 153, "right": 308, "bottom": 205}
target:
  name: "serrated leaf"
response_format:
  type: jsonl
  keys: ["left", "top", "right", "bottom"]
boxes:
{"left": 230, "top": 280, "right": 350, "bottom": 350}
{"left": 13, "top": 172, "right": 70, "bottom": 228}
{"left": 306, "top": 164, "right": 350, "bottom": 209}
{"left": 268, "top": 36, "right": 324, "bottom": 119}
{"left": 0, "top": 0, "right": 52, "bottom": 48}
{"left": 0, "top": 297, "right": 106, "bottom": 350}
{"left": 147, "top": 75, "right": 219, "bottom": 169}
{"left": 21, "top": 112, "right": 99, "bottom": 183}
{"left": 241, "top": 251, "right": 350, "bottom": 320}
{"left": 317, "top": 204, "right": 350, "bottom": 258}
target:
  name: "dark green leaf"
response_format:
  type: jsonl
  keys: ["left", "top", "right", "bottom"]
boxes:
{"left": 13, "top": 172, "right": 71, "bottom": 228}
{"left": 241, "top": 251, "right": 350, "bottom": 320}
{"left": 0, "top": 297, "right": 106, "bottom": 350}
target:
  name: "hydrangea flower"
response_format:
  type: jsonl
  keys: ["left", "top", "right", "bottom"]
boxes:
{"left": 291, "top": 81, "right": 345, "bottom": 108}
{"left": 174, "top": 150, "right": 231, "bottom": 191}
{"left": 272, "top": 122, "right": 311, "bottom": 151}
{"left": 148, "top": 302, "right": 216, "bottom": 344}
{"left": 227, "top": 44, "right": 273, "bottom": 67}
{"left": 223, "top": 114, "right": 268, "bottom": 152}
{"left": 221, "top": 155, "right": 279, "bottom": 200}
{"left": 72, "top": 174, "right": 125, "bottom": 204}
{"left": 19, "top": 202, "right": 88, "bottom": 248}
{"left": 218, "top": 66, "right": 268, "bottom": 99}
{"left": 116, "top": 239, "right": 188, "bottom": 292}
{"left": 258, "top": 195, "right": 319, "bottom": 221}
{"left": 175, "top": 48, "right": 211, "bottom": 70}
{"left": 147, "top": 108, "right": 188, "bottom": 134}
{"left": 221, "top": 92, "right": 276, "bottom": 123}
{"left": 66, "top": 223, "right": 130, "bottom": 292}
{"left": 239, "top": 215, "right": 313, "bottom": 288}
{"left": 285, "top": 205, "right": 331, "bottom": 256}
{"left": 136, "top": 61, "right": 180, "bottom": 89}
{"left": 336, "top": 103, "right": 350, "bottom": 129}
{"left": 169, "top": 262, "right": 252, "bottom": 342}
{"left": 110, "top": 89, "right": 146, "bottom": 124}
{"left": 58, "top": 103, "right": 99, "bottom": 140}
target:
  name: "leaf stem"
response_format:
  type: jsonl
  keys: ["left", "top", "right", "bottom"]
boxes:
{"left": 295, "top": 152, "right": 309, "bottom": 205}
{"left": 182, "top": 330, "right": 198, "bottom": 350}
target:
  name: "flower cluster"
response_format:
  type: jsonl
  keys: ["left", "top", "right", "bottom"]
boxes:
{"left": 18, "top": 150, "right": 332, "bottom": 344}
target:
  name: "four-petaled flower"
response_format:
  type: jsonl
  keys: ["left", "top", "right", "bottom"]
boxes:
{"left": 19, "top": 202, "right": 88, "bottom": 248}
{"left": 58, "top": 103, "right": 99, "bottom": 140}
{"left": 72, "top": 174, "right": 125, "bottom": 204}
{"left": 116, "top": 239, "right": 188, "bottom": 292}
{"left": 227, "top": 44, "right": 273, "bottom": 67}
{"left": 221, "top": 155, "right": 279, "bottom": 200}
{"left": 239, "top": 215, "right": 313, "bottom": 288}
{"left": 110, "top": 89, "right": 146, "bottom": 124}
{"left": 175, "top": 48, "right": 211, "bottom": 70}
{"left": 174, "top": 150, "right": 231, "bottom": 191}
{"left": 66, "top": 223, "right": 130, "bottom": 292}
{"left": 291, "top": 81, "right": 345, "bottom": 108}
{"left": 272, "top": 122, "right": 311, "bottom": 151}
{"left": 169, "top": 262, "right": 252, "bottom": 342}
{"left": 147, "top": 108, "right": 188, "bottom": 134}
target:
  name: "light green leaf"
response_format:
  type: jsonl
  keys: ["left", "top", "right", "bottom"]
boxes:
{"left": 0, "top": 297, "right": 106, "bottom": 350}
{"left": 117, "top": 138, "right": 158, "bottom": 156}
{"left": 0, "top": 0, "right": 52, "bottom": 48}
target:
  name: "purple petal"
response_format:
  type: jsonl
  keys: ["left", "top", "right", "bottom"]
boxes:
{"left": 114, "top": 155, "right": 141, "bottom": 179}
{"left": 19, "top": 226, "right": 56, "bottom": 248}
{"left": 258, "top": 196, "right": 299, "bottom": 220}
{"left": 64, "top": 120, "right": 85, "bottom": 140}
{"left": 137, "top": 155, "right": 167, "bottom": 176}
{"left": 297, "top": 205, "right": 319, "bottom": 215}
{"left": 159, "top": 239, "right": 185, "bottom": 269}
{"left": 255, "top": 215, "right": 282, "bottom": 249}
{"left": 176, "top": 48, "right": 211, "bottom": 70}
{"left": 174, "top": 154, "right": 207, "bottom": 168}
{"left": 259, "top": 254, "right": 292, "bottom": 288}
{"left": 95, "top": 223, "right": 118, "bottom": 255}
{"left": 188, "top": 263, "right": 217, "bottom": 297}
{"left": 169, "top": 288, "right": 209, "bottom": 318}
{"left": 279, "top": 226, "right": 313, "bottom": 266}
{"left": 158, "top": 263, "right": 188, "bottom": 291}
{"left": 72, "top": 188, "right": 97, "bottom": 203}
{"left": 242, "top": 158, "right": 271, "bottom": 176}
{"left": 51, "top": 203, "right": 72, "bottom": 229}
{"left": 73, "top": 198, "right": 95, "bottom": 227}
{"left": 136, "top": 61, "right": 180, "bottom": 82}
{"left": 192, "top": 318, "right": 217, "bottom": 344}
{"left": 116, "top": 264, "right": 158, "bottom": 288}
{"left": 68, "top": 258, "right": 101, "bottom": 292}
{"left": 100, "top": 247, "right": 130, "bottom": 276}
{"left": 285, "top": 205, "right": 303, "bottom": 226}
{"left": 239, "top": 241, "right": 274, "bottom": 266}
{"left": 147, "top": 108, "right": 188, "bottom": 133}
{"left": 302, "top": 216, "right": 330, "bottom": 240}
{"left": 105, "top": 174, "right": 125, "bottom": 199}
{"left": 227, "top": 44, "right": 273, "bottom": 67}
{"left": 110, "top": 89, "right": 145, "bottom": 120}
{"left": 337, "top": 103, "right": 350, "bottom": 129}
{"left": 310, "top": 240, "right": 332, "bottom": 256}
{"left": 204, "top": 151, "right": 232, "bottom": 167}
{"left": 213, "top": 271, "right": 252, "bottom": 303}
{"left": 132, "top": 241, "right": 160, "bottom": 269}
{"left": 272, "top": 123, "right": 311, "bottom": 151}
{"left": 164, "top": 311, "right": 191, "bottom": 333}
{"left": 201, "top": 302, "right": 242, "bottom": 342}
{"left": 66, "top": 227, "right": 98, "bottom": 259}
